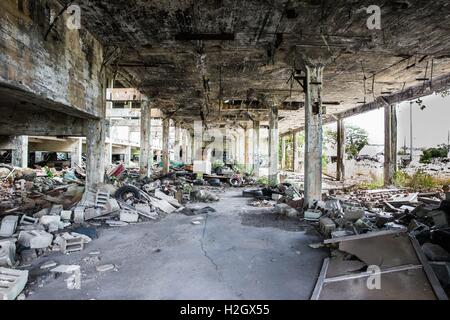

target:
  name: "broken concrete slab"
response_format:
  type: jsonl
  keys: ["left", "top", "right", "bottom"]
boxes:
{"left": 304, "top": 209, "right": 322, "bottom": 221}
{"left": 60, "top": 210, "right": 72, "bottom": 221}
{"left": 18, "top": 230, "right": 53, "bottom": 249}
{"left": 155, "top": 189, "right": 182, "bottom": 208}
{"left": 49, "top": 205, "right": 63, "bottom": 216}
{"left": 0, "top": 267, "right": 28, "bottom": 300}
{"left": 343, "top": 207, "right": 365, "bottom": 222}
{"left": 120, "top": 211, "right": 139, "bottom": 223}
{"left": 73, "top": 207, "right": 85, "bottom": 223}
{"left": 50, "top": 265, "right": 81, "bottom": 290}
{"left": 39, "top": 215, "right": 61, "bottom": 232}
{"left": 422, "top": 243, "right": 450, "bottom": 262}
{"left": 0, "top": 216, "right": 19, "bottom": 237}
{"left": 319, "top": 218, "right": 336, "bottom": 237}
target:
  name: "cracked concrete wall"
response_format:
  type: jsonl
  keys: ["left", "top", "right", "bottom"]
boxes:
{"left": 0, "top": 0, "right": 105, "bottom": 118}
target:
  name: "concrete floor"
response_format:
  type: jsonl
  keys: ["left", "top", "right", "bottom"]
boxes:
{"left": 25, "top": 189, "right": 328, "bottom": 300}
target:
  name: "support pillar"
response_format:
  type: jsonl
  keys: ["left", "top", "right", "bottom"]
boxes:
{"left": 12, "top": 136, "right": 28, "bottom": 168}
{"left": 140, "top": 100, "right": 152, "bottom": 178}
{"left": 162, "top": 117, "right": 170, "bottom": 174}
{"left": 71, "top": 138, "right": 83, "bottom": 169}
{"left": 244, "top": 127, "right": 250, "bottom": 170}
{"left": 384, "top": 104, "right": 398, "bottom": 186}
{"left": 174, "top": 122, "right": 181, "bottom": 162}
{"left": 124, "top": 146, "right": 132, "bottom": 166}
{"left": 268, "top": 106, "right": 279, "bottom": 185}
{"left": 253, "top": 120, "right": 260, "bottom": 177}
{"left": 85, "top": 119, "right": 106, "bottom": 191}
{"left": 281, "top": 136, "right": 286, "bottom": 170}
{"left": 304, "top": 65, "right": 324, "bottom": 208}
{"left": 336, "top": 118, "right": 346, "bottom": 181}
{"left": 293, "top": 132, "right": 300, "bottom": 172}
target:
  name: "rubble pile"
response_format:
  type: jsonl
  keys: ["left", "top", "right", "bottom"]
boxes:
{"left": 0, "top": 162, "right": 228, "bottom": 300}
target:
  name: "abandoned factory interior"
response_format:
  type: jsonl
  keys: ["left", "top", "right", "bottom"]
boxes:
{"left": 2, "top": 0, "right": 450, "bottom": 302}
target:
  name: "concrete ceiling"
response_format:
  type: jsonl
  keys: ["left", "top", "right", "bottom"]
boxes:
{"left": 67, "top": 0, "right": 450, "bottom": 133}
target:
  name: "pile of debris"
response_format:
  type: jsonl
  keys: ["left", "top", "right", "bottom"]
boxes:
{"left": 0, "top": 162, "right": 225, "bottom": 300}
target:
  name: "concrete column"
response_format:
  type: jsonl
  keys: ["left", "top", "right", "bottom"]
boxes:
{"left": 336, "top": 118, "right": 346, "bottom": 181}
{"left": 162, "top": 117, "right": 170, "bottom": 174}
{"left": 293, "top": 132, "right": 300, "bottom": 172}
{"left": 124, "top": 146, "right": 132, "bottom": 166}
{"left": 253, "top": 120, "right": 260, "bottom": 177}
{"left": 244, "top": 127, "right": 250, "bottom": 170}
{"left": 304, "top": 65, "right": 324, "bottom": 208}
{"left": 71, "top": 138, "right": 83, "bottom": 169}
{"left": 281, "top": 136, "right": 286, "bottom": 170}
{"left": 140, "top": 100, "right": 152, "bottom": 178}
{"left": 268, "top": 106, "right": 279, "bottom": 184}
{"left": 190, "top": 131, "right": 195, "bottom": 164}
{"left": 85, "top": 119, "right": 106, "bottom": 191}
{"left": 12, "top": 136, "right": 28, "bottom": 168}
{"left": 384, "top": 105, "right": 398, "bottom": 186}
{"left": 174, "top": 122, "right": 181, "bottom": 162}
{"left": 105, "top": 139, "right": 113, "bottom": 165}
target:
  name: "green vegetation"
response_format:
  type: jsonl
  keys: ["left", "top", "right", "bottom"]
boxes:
{"left": 357, "top": 172, "right": 384, "bottom": 190}
{"left": 323, "top": 125, "right": 369, "bottom": 159}
{"left": 393, "top": 170, "right": 448, "bottom": 190}
{"left": 420, "top": 144, "right": 449, "bottom": 164}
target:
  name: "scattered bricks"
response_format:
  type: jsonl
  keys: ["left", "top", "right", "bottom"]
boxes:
{"left": 96, "top": 264, "right": 115, "bottom": 272}
{"left": 49, "top": 205, "right": 63, "bottom": 216}
{"left": 0, "top": 267, "right": 28, "bottom": 300}
{"left": 60, "top": 210, "right": 72, "bottom": 221}
{"left": 0, "top": 240, "right": 16, "bottom": 267}
{"left": 73, "top": 207, "right": 85, "bottom": 223}
{"left": 18, "top": 230, "right": 53, "bottom": 249}
{"left": 120, "top": 211, "right": 139, "bottom": 223}
{"left": 319, "top": 218, "right": 336, "bottom": 237}
{"left": 39, "top": 215, "right": 61, "bottom": 232}
{"left": 50, "top": 265, "right": 81, "bottom": 290}
{"left": 343, "top": 207, "right": 365, "bottom": 222}
{"left": 429, "top": 262, "right": 450, "bottom": 288}
{"left": 20, "top": 215, "right": 38, "bottom": 226}
{"left": 54, "top": 234, "right": 84, "bottom": 254}
{"left": 95, "top": 190, "right": 110, "bottom": 209}
{"left": 0, "top": 216, "right": 19, "bottom": 237}
{"left": 422, "top": 243, "right": 450, "bottom": 261}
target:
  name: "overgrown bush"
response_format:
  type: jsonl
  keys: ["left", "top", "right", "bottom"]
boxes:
{"left": 394, "top": 170, "right": 438, "bottom": 190}
{"left": 420, "top": 145, "right": 448, "bottom": 164}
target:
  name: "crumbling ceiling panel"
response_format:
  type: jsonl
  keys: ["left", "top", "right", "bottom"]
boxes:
{"left": 68, "top": 0, "right": 450, "bottom": 131}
